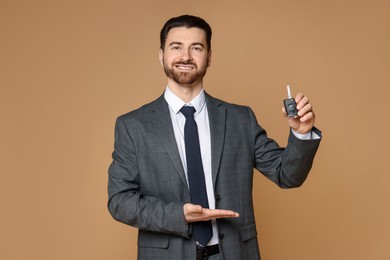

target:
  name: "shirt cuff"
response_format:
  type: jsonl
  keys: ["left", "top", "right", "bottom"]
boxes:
{"left": 291, "top": 129, "right": 321, "bottom": 140}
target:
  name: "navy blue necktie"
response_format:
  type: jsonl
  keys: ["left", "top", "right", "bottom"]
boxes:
{"left": 180, "top": 106, "right": 212, "bottom": 247}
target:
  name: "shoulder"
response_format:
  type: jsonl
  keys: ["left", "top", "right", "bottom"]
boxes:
{"left": 117, "top": 94, "right": 167, "bottom": 122}
{"left": 205, "top": 92, "right": 253, "bottom": 115}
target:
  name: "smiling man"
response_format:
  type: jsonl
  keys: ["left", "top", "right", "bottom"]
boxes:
{"left": 108, "top": 15, "right": 321, "bottom": 260}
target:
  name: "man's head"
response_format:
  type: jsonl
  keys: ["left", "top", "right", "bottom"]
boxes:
{"left": 160, "top": 15, "right": 212, "bottom": 52}
{"left": 159, "top": 15, "right": 212, "bottom": 87}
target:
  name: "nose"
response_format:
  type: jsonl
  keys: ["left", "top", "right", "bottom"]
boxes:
{"left": 180, "top": 48, "right": 193, "bottom": 61}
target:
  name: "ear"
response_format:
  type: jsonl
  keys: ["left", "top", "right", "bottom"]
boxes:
{"left": 158, "top": 49, "right": 164, "bottom": 66}
{"left": 207, "top": 50, "right": 212, "bottom": 67}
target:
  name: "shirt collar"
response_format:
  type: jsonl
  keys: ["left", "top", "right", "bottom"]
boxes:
{"left": 164, "top": 86, "right": 206, "bottom": 115}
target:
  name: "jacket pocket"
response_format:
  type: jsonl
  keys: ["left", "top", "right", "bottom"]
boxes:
{"left": 138, "top": 230, "right": 170, "bottom": 249}
{"left": 239, "top": 222, "right": 258, "bottom": 242}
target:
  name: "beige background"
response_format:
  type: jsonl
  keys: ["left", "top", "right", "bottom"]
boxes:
{"left": 1, "top": 0, "right": 389, "bottom": 259}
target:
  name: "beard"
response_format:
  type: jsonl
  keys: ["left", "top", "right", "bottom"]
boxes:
{"left": 163, "top": 61, "right": 208, "bottom": 85}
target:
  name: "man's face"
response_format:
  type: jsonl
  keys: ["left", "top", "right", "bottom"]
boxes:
{"left": 159, "top": 27, "right": 211, "bottom": 86}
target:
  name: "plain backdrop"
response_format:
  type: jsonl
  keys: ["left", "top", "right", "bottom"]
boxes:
{"left": 1, "top": 0, "right": 389, "bottom": 259}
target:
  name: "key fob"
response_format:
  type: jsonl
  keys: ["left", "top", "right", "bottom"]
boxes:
{"left": 284, "top": 98, "right": 298, "bottom": 118}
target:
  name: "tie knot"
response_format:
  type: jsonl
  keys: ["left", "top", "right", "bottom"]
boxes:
{"left": 180, "top": 106, "right": 196, "bottom": 118}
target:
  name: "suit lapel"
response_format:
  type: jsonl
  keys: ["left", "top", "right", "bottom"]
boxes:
{"left": 205, "top": 93, "right": 226, "bottom": 187}
{"left": 148, "top": 93, "right": 227, "bottom": 190}
{"left": 149, "top": 95, "right": 188, "bottom": 188}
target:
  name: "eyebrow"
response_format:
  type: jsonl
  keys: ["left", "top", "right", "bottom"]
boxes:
{"left": 168, "top": 42, "right": 205, "bottom": 47}
{"left": 168, "top": 42, "right": 182, "bottom": 46}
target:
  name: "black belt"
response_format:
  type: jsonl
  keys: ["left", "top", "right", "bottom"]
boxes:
{"left": 196, "top": 244, "right": 220, "bottom": 260}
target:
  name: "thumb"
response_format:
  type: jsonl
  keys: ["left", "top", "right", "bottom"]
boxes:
{"left": 184, "top": 203, "right": 203, "bottom": 214}
{"left": 191, "top": 204, "right": 203, "bottom": 213}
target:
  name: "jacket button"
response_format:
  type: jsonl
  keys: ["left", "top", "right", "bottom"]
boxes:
{"left": 219, "top": 233, "right": 224, "bottom": 240}
{"left": 215, "top": 194, "right": 220, "bottom": 201}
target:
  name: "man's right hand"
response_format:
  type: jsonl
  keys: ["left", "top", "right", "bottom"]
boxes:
{"left": 183, "top": 203, "right": 239, "bottom": 223}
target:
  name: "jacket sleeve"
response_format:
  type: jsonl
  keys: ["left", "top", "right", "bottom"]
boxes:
{"left": 107, "top": 116, "right": 190, "bottom": 238}
{"left": 249, "top": 107, "right": 322, "bottom": 188}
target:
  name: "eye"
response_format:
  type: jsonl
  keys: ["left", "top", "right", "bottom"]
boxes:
{"left": 171, "top": 45, "right": 181, "bottom": 50}
{"left": 192, "top": 46, "right": 203, "bottom": 51}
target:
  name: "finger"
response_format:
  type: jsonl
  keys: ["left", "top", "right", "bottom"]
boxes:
{"left": 296, "top": 96, "right": 309, "bottom": 110}
{"left": 281, "top": 107, "right": 288, "bottom": 117}
{"left": 295, "top": 93, "right": 305, "bottom": 103}
{"left": 217, "top": 212, "right": 239, "bottom": 218}
{"left": 187, "top": 208, "right": 240, "bottom": 222}
{"left": 297, "top": 103, "right": 312, "bottom": 117}
{"left": 204, "top": 209, "right": 240, "bottom": 219}
{"left": 208, "top": 209, "right": 239, "bottom": 217}
{"left": 299, "top": 111, "right": 315, "bottom": 123}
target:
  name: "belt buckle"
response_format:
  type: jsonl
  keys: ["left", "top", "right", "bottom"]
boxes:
{"left": 202, "top": 248, "right": 208, "bottom": 260}
{"left": 197, "top": 246, "right": 208, "bottom": 260}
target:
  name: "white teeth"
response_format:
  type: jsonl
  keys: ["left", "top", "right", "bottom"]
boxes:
{"left": 176, "top": 66, "right": 193, "bottom": 70}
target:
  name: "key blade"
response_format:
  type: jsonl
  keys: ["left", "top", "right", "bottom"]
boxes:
{"left": 287, "top": 85, "right": 292, "bottom": 99}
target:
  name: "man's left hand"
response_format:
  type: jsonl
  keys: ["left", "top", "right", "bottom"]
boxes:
{"left": 282, "top": 92, "right": 316, "bottom": 134}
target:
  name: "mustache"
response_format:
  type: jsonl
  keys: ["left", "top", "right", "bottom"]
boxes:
{"left": 174, "top": 61, "right": 196, "bottom": 66}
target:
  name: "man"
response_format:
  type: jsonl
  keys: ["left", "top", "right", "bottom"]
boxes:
{"left": 108, "top": 15, "right": 321, "bottom": 260}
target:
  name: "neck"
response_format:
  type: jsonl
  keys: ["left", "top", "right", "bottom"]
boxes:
{"left": 167, "top": 79, "right": 203, "bottom": 103}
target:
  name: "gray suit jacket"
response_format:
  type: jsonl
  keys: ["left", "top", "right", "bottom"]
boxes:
{"left": 108, "top": 92, "right": 321, "bottom": 260}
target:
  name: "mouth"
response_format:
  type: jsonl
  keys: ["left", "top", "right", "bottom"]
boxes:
{"left": 174, "top": 63, "right": 195, "bottom": 71}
